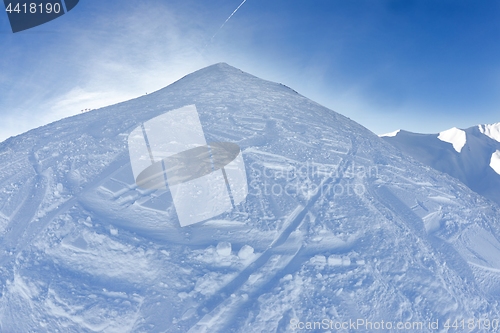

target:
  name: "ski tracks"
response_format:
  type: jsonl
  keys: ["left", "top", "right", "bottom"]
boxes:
{"left": 0, "top": 151, "right": 48, "bottom": 268}
{"left": 0, "top": 152, "right": 130, "bottom": 269}
{"left": 187, "top": 137, "right": 359, "bottom": 332}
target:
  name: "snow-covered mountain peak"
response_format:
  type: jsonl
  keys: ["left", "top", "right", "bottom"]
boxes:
{"left": 437, "top": 127, "right": 466, "bottom": 153}
{"left": 1, "top": 64, "right": 500, "bottom": 332}
{"left": 165, "top": 62, "right": 271, "bottom": 89}
{"left": 479, "top": 122, "right": 500, "bottom": 143}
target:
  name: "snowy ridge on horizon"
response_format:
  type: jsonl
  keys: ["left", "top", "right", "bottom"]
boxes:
{"left": 382, "top": 123, "right": 500, "bottom": 205}
{"left": 1, "top": 63, "right": 500, "bottom": 332}
{"left": 479, "top": 122, "right": 500, "bottom": 143}
{"left": 379, "top": 129, "right": 400, "bottom": 137}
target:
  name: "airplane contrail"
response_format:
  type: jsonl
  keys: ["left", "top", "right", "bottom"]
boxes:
{"left": 211, "top": 0, "right": 247, "bottom": 41}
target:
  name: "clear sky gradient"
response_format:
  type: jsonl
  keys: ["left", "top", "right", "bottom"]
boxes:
{"left": 1, "top": 0, "right": 499, "bottom": 141}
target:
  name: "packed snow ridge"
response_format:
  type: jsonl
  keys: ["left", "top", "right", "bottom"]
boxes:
{"left": 479, "top": 123, "right": 500, "bottom": 143}
{"left": 437, "top": 127, "right": 466, "bottom": 153}
{"left": 379, "top": 129, "right": 400, "bottom": 137}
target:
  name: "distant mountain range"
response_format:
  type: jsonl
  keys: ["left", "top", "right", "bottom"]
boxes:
{"left": 381, "top": 123, "right": 500, "bottom": 205}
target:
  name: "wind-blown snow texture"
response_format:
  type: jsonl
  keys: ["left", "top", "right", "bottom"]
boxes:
{"left": 1, "top": 63, "right": 500, "bottom": 332}
{"left": 382, "top": 125, "right": 500, "bottom": 206}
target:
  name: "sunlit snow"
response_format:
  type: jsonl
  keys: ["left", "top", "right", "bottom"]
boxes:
{"left": 490, "top": 150, "right": 500, "bottom": 175}
{"left": 437, "top": 127, "right": 466, "bottom": 152}
{"left": 379, "top": 129, "right": 400, "bottom": 137}
{"left": 479, "top": 123, "right": 500, "bottom": 142}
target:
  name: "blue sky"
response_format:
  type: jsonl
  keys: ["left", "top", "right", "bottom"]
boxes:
{"left": 1, "top": 0, "right": 499, "bottom": 141}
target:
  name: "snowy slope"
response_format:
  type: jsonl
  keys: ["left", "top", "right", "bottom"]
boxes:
{"left": 1, "top": 63, "right": 500, "bottom": 332}
{"left": 381, "top": 124, "right": 500, "bottom": 205}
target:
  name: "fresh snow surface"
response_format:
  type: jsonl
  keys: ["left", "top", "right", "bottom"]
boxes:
{"left": 1, "top": 63, "right": 500, "bottom": 332}
{"left": 491, "top": 150, "right": 500, "bottom": 175}
{"left": 379, "top": 129, "right": 400, "bottom": 137}
{"left": 479, "top": 123, "right": 500, "bottom": 143}
{"left": 437, "top": 127, "right": 466, "bottom": 152}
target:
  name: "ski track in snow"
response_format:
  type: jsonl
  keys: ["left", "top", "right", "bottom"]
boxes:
{"left": 188, "top": 138, "right": 359, "bottom": 332}
{"left": 0, "top": 153, "right": 130, "bottom": 267}
{"left": 0, "top": 149, "right": 48, "bottom": 267}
